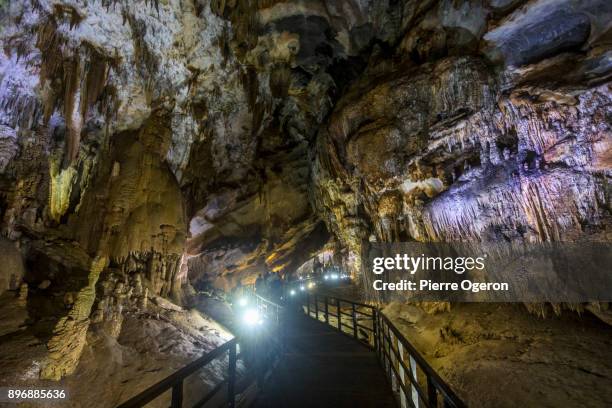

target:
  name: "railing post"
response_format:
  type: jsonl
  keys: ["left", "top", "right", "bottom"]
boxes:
{"left": 409, "top": 355, "right": 419, "bottom": 408}
{"left": 351, "top": 303, "right": 357, "bottom": 339}
{"left": 306, "top": 293, "right": 311, "bottom": 316}
{"left": 373, "top": 309, "right": 378, "bottom": 352}
{"left": 315, "top": 295, "right": 319, "bottom": 320}
{"left": 398, "top": 340, "right": 408, "bottom": 408}
{"left": 386, "top": 324, "right": 393, "bottom": 385}
{"left": 427, "top": 377, "right": 438, "bottom": 407}
{"left": 171, "top": 381, "right": 183, "bottom": 408}
{"left": 324, "top": 296, "right": 329, "bottom": 324}
{"left": 228, "top": 342, "right": 237, "bottom": 408}
{"left": 337, "top": 299, "right": 342, "bottom": 331}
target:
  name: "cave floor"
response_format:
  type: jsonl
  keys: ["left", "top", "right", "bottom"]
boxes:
{"left": 0, "top": 292, "right": 234, "bottom": 408}
{"left": 252, "top": 309, "right": 396, "bottom": 408}
{"left": 384, "top": 302, "right": 612, "bottom": 408}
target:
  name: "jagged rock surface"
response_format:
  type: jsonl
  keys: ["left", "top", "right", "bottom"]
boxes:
{"left": 313, "top": 0, "right": 612, "bottom": 277}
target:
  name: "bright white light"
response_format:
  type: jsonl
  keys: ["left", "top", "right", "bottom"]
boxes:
{"left": 299, "top": 276, "right": 303, "bottom": 280}
{"left": 242, "top": 309, "right": 263, "bottom": 326}
{"left": 238, "top": 297, "right": 248, "bottom": 307}
{"left": 308, "top": 282, "right": 315, "bottom": 289}
{"left": 331, "top": 273, "right": 339, "bottom": 280}
{"left": 290, "top": 289, "right": 296, "bottom": 296}
{"left": 324, "top": 275, "right": 329, "bottom": 280}
{"left": 300, "top": 285, "right": 305, "bottom": 291}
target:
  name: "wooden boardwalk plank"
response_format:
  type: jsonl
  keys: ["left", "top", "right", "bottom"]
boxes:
{"left": 252, "top": 312, "right": 397, "bottom": 408}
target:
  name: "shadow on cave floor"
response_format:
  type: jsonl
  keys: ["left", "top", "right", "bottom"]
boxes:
{"left": 0, "top": 289, "right": 64, "bottom": 344}
{"left": 0, "top": 291, "right": 51, "bottom": 388}
{"left": 190, "top": 295, "right": 236, "bottom": 329}
{"left": 23, "top": 289, "right": 68, "bottom": 341}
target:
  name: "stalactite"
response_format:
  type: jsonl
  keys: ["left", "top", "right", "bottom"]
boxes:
{"left": 62, "top": 57, "right": 81, "bottom": 165}
{"left": 52, "top": 4, "right": 83, "bottom": 29}
{"left": 210, "top": 0, "right": 261, "bottom": 60}
{"left": 270, "top": 63, "right": 292, "bottom": 98}
{"left": 81, "top": 44, "right": 112, "bottom": 120}
{"left": 124, "top": 12, "right": 158, "bottom": 95}
{"left": 216, "top": 25, "right": 232, "bottom": 67}
{"left": 241, "top": 65, "right": 259, "bottom": 111}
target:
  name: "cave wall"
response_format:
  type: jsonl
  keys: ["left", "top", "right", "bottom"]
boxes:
{"left": 0, "top": 0, "right": 209, "bottom": 379}
{"left": 0, "top": 0, "right": 610, "bottom": 383}
{"left": 0, "top": 0, "right": 397, "bottom": 379}
{"left": 313, "top": 0, "right": 612, "bottom": 279}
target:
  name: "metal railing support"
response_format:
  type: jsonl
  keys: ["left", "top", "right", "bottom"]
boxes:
{"left": 351, "top": 303, "right": 357, "bottom": 339}
{"left": 373, "top": 309, "right": 378, "bottom": 353}
{"left": 171, "top": 382, "right": 183, "bottom": 408}
{"left": 398, "top": 339, "right": 407, "bottom": 408}
{"left": 337, "top": 299, "right": 342, "bottom": 331}
{"left": 228, "top": 343, "right": 237, "bottom": 408}
{"left": 427, "top": 377, "right": 438, "bottom": 407}
{"left": 409, "top": 355, "right": 418, "bottom": 408}
{"left": 324, "top": 296, "right": 329, "bottom": 324}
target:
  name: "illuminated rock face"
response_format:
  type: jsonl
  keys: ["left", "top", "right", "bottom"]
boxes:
{"left": 315, "top": 57, "right": 610, "bottom": 245}
{"left": 0, "top": 0, "right": 610, "bottom": 384}
{"left": 313, "top": 0, "right": 612, "bottom": 276}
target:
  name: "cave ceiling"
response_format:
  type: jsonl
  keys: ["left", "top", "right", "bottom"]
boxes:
{"left": 0, "top": 0, "right": 610, "bottom": 291}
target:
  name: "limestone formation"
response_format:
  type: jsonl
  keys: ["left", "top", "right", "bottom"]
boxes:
{"left": 0, "top": 238, "right": 24, "bottom": 293}
{"left": 0, "top": 0, "right": 610, "bottom": 405}
{"left": 17, "top": 282, "right": 27, "bottom": 302}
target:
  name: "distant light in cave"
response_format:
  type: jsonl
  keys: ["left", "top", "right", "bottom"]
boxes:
{"left": 242, "top": 309, "right": 263, "bottom": 326}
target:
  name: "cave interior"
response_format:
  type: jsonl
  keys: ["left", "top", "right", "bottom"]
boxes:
{"left": 0, "top": 0, "right": 611, "bottom": 407}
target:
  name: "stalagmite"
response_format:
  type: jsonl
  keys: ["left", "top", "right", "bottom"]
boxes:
{"left": 18, "top": 283, "right": 28, "bottom": 302}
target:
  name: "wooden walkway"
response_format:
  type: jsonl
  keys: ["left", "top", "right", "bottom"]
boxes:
{"left": 252, "top": 310, "right": 397, "bottom": 408}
